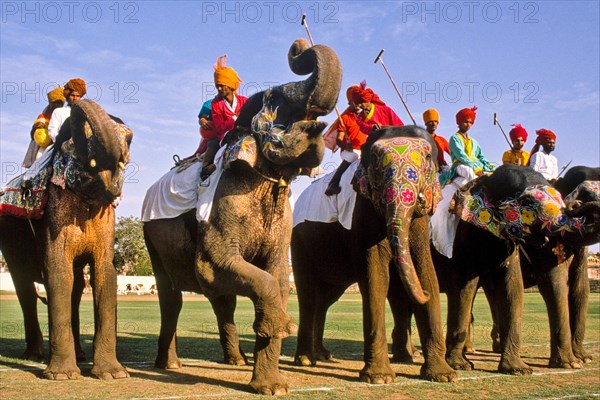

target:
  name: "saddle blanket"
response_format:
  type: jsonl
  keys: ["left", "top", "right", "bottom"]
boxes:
{"left": 292, "top": 159, "right": 359, "bottom": 230}
{"left": 141, "top": 147, "right": 225, "bottom": 222}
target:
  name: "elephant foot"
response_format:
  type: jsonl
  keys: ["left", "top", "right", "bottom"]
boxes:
{"left": 573, "top": 348, "right": 593, "bottom": 364}
{"left": 91, "top": 360, "right": 130, "bottom": 380}
{"left": 492, "top": 340, "right": 502, "bottom": 354}
{"left": 420, "top": 358, "right": 458, "bottom": 382}
{"left": 254, "top": 310, "right": 293, "bottom": 339}
{"left": 155, "top": 354, "right": 182, "bottom": 370}
{"left": 295, "top": 354, "right": 316, "bottom": 367}
{"left": 249, "top": 373, "right": 289, "bottom": 396}
{"left": 446, "top": 353, "right": 474, "bottom": 371}
{"left": 498, "top": 357, "right": 533, "bottom": 375}
{"left": 224, "top": 353, "right": 247, "bottom": 366}
{"left": 21, "top": 347, "right": 45, "bottom": 362}
{"left": 43, "top": 359, "right": 82, "bottom": 381}
{"left": 359, "top": 363, "right": 396, "bottom": 384}
{"left": 391, "top": 352, "right": 415, "bottom": 364}
{"left": 315, "top": 346, "right": 332, "bottom": 361}
{"left": 549, "top": 355, "right": 583, "bottom": 369}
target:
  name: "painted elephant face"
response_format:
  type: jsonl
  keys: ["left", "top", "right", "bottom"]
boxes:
{"left": 562, "top": 180, "right": 600, "bottom": 245}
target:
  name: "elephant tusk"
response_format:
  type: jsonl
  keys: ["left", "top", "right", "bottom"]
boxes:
{"left": 89, "top": 158, "right": 96, "bottom": 168}
{"left": 118, "top": 161, "right": 126, "bottom": 171}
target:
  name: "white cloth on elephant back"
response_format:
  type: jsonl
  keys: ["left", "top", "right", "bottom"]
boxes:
{"left": 141, "top": 147, "right": 225, "bottom": 222}
{"left": 429, "top": 182, "right": 460, "bottom": 258}
{"left": 292, "top": 158, "right": 359, "bottom": 230}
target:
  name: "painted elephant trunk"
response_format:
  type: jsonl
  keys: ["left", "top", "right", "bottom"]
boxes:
{"left": 284, "top": 38, "right": 342, "bottom": 119}
{"left": 387, "top": 204, "right": 430, "bottom": 305}
{"left": 563, "top": 200, "right": 600, "bottom": 245}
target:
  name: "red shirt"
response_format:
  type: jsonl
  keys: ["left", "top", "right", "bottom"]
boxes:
{"left": 201, "top": 94, "right": 248, "bottom": 142}
{"left": 431, "top": 133, "right": 450, "bottom": 166}
{"left": 337, "top": 104, "right": 404, "bottom": 150}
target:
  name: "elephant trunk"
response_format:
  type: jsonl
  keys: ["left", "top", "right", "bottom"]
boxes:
{"left": 70, "top": 99, "right": 122, "bottom": 171}
{"left": 387, "top": 204, "right": 430, "bottom": 305}
{"left": 562, "top": 200, "right": 600, "bottom": 245}
{"left": 283, "top": 38, "right": 342, "bottom": 119}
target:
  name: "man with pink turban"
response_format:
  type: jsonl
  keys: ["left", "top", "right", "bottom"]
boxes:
{"left": 325, "top": 81, "right": 403, "bottom": 196}
{"left": 528, "top": 128, "right": 558, "bottom": 182}
{"left": 502, "top": 124, "right": 530, "bottom": 166}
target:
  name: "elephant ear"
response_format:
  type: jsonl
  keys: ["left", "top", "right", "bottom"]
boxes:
{"left": 451, "top": 181, "right": 502, "bottom": 238}
{"left": 224, "top": 134, "right": 259, "bottom": 169}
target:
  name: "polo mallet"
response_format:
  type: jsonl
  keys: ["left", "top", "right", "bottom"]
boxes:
{"left": 374, "top": 49, "right": 416, "bottom": 125}
{"left": 558, "top": 160, "right": 573, "bottom": 178}
{"left": 493, "top": 112, "right": 515, "bottom": 148}
{"left": 301, "top": 14, "right": 347, "bottom": 144}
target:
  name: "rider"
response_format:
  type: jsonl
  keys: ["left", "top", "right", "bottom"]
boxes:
{"left": 528, "top": 128, "right": 559, "bottom": 183}
{"left": 502, "top": 124, "right": 530, "bottom": 166}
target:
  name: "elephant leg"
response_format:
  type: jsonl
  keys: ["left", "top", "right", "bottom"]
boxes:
{"left": 72, "top": 267, "right": 86, "bottom": 361}
{"left": 537, "top": 260, "right": 582, "bottom": 369}
{"left": 482, "top": 285, "right": 502, "bottom": 353}
{"left": 409, "top": 217, "right": 457, "bottom": 382}
{"left": 89, "top": 259, "right": 129, "bottom": 380}
{"left": 494, "top": 252, "right": 532, "bottom": 375}
{"left": 154, "top": 270, "right": 183, "bottom": 369}
{"left": 12, "top": 273, "right": 44, "bottom": 361}
{"left": 357, "top": 243, "right": 395, "bottom": 384}
{"left": 388, "top": 270, "right": 417, "bottom": 363}
{"left": 568, "top": 247, "right": 591, "bottom": 363}
{"left": 445, "top": 273, "right": 478, "bottom": 371}
{"left": 208, "top": 295, "right": 247, "bottom": 365}
{"left": 250, "top": 336, "right": 288, "bottom": 396}
{"left": 43, "top": 255, "right": 80, "bottom": 380}
{"left": 295, "top": 281, "right": 344, "bottom": 366}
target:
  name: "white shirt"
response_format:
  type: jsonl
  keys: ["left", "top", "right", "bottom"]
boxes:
{"left": 47, "top": 105, "right": 71, "bottom": 142}
{"left": 530, "top": 150, "right": 558, "bottom": 180}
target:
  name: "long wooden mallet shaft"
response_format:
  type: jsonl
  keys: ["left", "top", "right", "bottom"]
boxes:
{"left": 493, "top": 113, "right": 514, "bottom": 148}
{"left": 301, "top": 14, "right": 346, "bottom": 132}
{"left": 374, "top": 49, "right": 416, "bottom": 125}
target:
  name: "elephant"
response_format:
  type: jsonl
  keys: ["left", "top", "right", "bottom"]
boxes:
{"left": 0, "top": 99, "right": 133, "bottom": 380}
{"left": 291, "top": 126, "right": 458, "bottom": 384}
{"left": 142, "top": 38, "right": 342, "bottom": 395}
{"left": 484, "top": 166, "right": 600, "bottom": 368}
{"left": 426, "top": 164, "right": 600, "bottom": 375}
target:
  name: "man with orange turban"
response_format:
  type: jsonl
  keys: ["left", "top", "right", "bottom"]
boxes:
{"left": 502, "top": 124, "right": 530, "bottom": 166}
{"left": 422, "top": 108, "right": 450, "bottom": 171}
{"left": 48, "top": 78, "right": 87, "bottom": 143}
{"left": 528, "top": 128, "right": 558, "bottom": 182}
{"left": 196, "top": 55, "right": 248, "bottom": 180}
{"left": 324, "top": 81, "right": 403, "bottom": 196}
{"left": 22, "top": 86, "right": 66, "bottom": 167}
{"left": 439, "top": 106, "right": 494, "bottom": 187}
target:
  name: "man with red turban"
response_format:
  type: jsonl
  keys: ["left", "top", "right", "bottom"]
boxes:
{"left": 422, "top": 108, "right": 450, "bottom": 171}
{"left": 528, "top": 128, "right": 558, "bottom": 182}
{"left": 196, "top": 55, "right": 248, "bottom": 180}
{"left": 439, "top": 106, "right": 495, "bottom": 187}
{"left": 502, "top": 124, "right": 530, "bottom": 166}
{"left": 325, "top": 81, "right": 403, "bottom": 196}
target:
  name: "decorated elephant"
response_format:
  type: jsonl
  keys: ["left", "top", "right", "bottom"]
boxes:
{"left": 0, "top": 99, "right": 133, "bottom": 380}
{"left": 142, "top": 38, "right": 342, "bottom": 395}
{"left": 292, "top": 126, "right": 457, "bottom": 384}
{"left": 484, "top": 166, "right": 600, "bottom": 367}
{"left": 426, "top": 164, "right": 600, "bottom": 375}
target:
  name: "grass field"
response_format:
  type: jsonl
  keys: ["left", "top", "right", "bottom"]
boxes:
{"left": 0, "top": 292, "right": 599, "bottom": 399}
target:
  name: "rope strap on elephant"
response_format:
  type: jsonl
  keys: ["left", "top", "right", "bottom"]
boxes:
{"left": 451, "top": 182, "right": 585, "bottom": 243}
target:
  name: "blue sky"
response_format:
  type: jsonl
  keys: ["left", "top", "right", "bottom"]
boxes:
{"left": 1, "top": 1, "right": 599, "bottom": 224}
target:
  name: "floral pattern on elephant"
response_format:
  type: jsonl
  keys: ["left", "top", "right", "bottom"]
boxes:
{"left": 355, "top": 137, "right": 440, "bottom": 218}
{"left": 453, "top": 184, "right": 584, "bottom": 243}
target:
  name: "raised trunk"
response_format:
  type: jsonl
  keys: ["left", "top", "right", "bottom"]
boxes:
{"left": 70, "top": 99, "right": 122, "bottom": 172}
{"left": 386, "top": 203, "right": 430, "bottom": 305}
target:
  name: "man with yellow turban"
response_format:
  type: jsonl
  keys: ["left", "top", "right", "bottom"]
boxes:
{"left": 21, "top": 86, "right": 66, "bottom": 168}
{"left": 422, "top": 108, "right": 450, "bottom": 171}
{"left": 47, "top": 78, "right": 87, "bottom": 143}
{"left": 197, "top": 55, "right": 248, "bottom": 180}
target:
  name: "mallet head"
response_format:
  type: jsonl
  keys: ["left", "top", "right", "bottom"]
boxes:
{"left": 374, "top": 49, "right": 384, "bottom": 64}
{"left": 301, "top": 13, "right": 306, "bottom": 26}
{"left": 493, "top": 112, "right": 497, "bottom": 125}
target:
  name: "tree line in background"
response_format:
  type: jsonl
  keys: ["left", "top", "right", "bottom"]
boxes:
{"left": 114, "top": 216, "right": 153, "bottom": 276}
